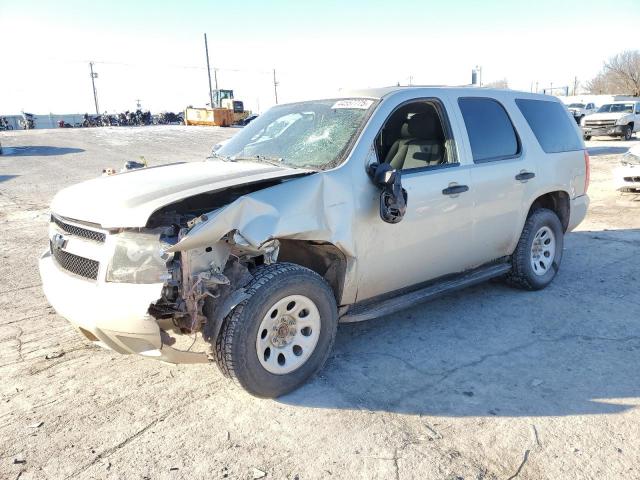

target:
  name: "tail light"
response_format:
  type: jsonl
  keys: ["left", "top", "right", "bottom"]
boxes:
{"left": 584, "top": 149, "right": 590, "bottom": 194}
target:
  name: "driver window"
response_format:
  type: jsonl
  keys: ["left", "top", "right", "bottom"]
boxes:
{"left": 374, "top": 100, "right": 457, "bottom": 172}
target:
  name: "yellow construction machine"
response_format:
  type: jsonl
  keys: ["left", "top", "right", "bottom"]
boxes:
{"left": 184, "top": 89, "right": 250, "bottom": 127}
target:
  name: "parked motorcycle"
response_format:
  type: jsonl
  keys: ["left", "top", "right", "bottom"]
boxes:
{"left": 133, "top": 109, "right": 151, "bottom": 126}
{"left": 19, "top": 112, "right": 35, "bottom": 130}
{"left": 82, "top": 113, "right": 102, "bottom": 127}
{"left": 0, "top": 117, "right": 13, "bottom": 130}
{"left": 126, "top": 111, "right": 136, "bottom": 126}
{"left": 156, "top": 111, "right": 181, "bottom": 124}
{"left": 101, "top": 113, "right": 118, "bottom": 127}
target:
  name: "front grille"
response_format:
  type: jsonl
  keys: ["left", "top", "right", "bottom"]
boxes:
{"left": 624, "top": 176, "right": 640, "bottom": 183}
{"left": 585, "top": 120, "right": 616, "bottom": 128}
{"left": 51, "top": 215, "right": 106, "bottom": 243}
{"left": 50, "top": 242, "right": 99, "bottom": 280}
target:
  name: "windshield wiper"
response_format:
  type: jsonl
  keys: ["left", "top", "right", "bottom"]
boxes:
{"left": 207, "top": 151, "right": 230, "bottom": 161}
{"left": 232, "top": 155, "right": 293, "bottom": 168}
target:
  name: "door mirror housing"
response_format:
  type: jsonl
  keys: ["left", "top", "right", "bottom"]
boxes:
{"left": 369, "top": 163, "right": 408, "bottom": 224}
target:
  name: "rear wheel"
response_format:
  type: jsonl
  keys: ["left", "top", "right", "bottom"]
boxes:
{"left": 215, "top": 263, "right": 338, "bottom": 398}
{"left": 506, "top": 208, "right": 564, "bottom": 290}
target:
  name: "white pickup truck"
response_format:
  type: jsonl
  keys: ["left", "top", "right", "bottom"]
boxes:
{"left": 581, "top": 101, "right": 640, "bottom": 141}
{"left": 566, "top": 102, "right": 597, "bottom": 124}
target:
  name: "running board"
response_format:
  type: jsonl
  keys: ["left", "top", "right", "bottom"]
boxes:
{"left": 340, "top": 262, "right": 511, "bottom": 323}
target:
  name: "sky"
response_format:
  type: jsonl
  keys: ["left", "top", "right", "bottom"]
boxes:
{"left": 0, "top": 0, "right": 638, "bottom": 115}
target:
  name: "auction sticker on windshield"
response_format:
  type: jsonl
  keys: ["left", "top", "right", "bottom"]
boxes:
{"left": 332, "top": 99, "right": 374, "bottom": 110}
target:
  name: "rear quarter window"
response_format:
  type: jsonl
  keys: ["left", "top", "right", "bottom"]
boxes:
{"left": 458, "top": 97, "right": 520, "bottom": 163}
{"left": 515, "top": 99, "right": 583, "bottom": 153}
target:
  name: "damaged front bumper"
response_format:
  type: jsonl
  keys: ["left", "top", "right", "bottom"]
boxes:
{"left": 39, "top": 249, "right": 208, "bottom": 364}
{"left": 582, "top": 125, "right": 625, "bottom": 137}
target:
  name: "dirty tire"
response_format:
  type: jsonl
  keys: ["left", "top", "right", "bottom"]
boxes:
{"left": 622, "top": 125, "right": 632, "bottom": 141}
{"left": 215, "top": 262, "right": 338, "bottom": 398}
{"left": 505, "top": 208, "right": 563, "bottom": 291}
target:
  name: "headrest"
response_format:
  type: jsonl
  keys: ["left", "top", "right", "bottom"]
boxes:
{"left": 400, "top": 122, "right": 411, "bottom": 138}
{"left": 407, "top": 111, "right": 443, "bottom": 140}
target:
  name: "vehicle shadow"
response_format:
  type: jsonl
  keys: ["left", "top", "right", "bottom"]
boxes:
{"left": 2, "top": 146, "right": 84, "bottom": 156}
{"left": 280, "top": 229, "right": 640, "bottom": 417}
{"left": 588, "top": 146, "right": 629, "bottom": 156}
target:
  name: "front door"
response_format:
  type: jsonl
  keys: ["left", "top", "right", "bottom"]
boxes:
{"left": 353, "top": 99, "right": 476, "bottom": 301}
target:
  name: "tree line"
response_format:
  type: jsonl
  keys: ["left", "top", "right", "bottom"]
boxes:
{"left": 587, "top": 50, "right": 640, "bottom": 97}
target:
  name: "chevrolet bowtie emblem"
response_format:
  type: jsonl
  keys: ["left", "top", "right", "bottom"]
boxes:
{"left": 52, "top": 233, "right": 67, "bottom": 249}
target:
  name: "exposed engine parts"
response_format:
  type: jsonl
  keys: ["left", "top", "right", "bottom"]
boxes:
{"left": 148, "top": 212, "right": 282, "bottom": 357}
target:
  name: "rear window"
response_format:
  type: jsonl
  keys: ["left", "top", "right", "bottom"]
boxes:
{"left": 458, "top": 97, "right": 520, "bottom": 163}
{"left": 515, "top": 99, "right": 582, "bottom": 153}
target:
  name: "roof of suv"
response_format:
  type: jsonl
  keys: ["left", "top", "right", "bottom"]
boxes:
{"left": 339, "top": 85, "right": 554, "bottom": 101}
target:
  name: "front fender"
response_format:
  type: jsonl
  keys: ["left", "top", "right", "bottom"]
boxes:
{"left": 165, "top": 172, "right": 360, "bottom": 303}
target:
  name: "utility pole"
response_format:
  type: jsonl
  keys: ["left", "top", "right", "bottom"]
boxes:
{"left": 204, "top": 33, "right": 215, "bottom": 108}
{"left": 135, "top": 99, "right": 141, "bottom": 109}
{"left": 573, "top": 76, "right": 578, "bottom": 96}
{"left": 89, "top": 62, "right": 99, "bottom": 115}
{"left": 273, "top": 68, "right": 279, "bottom": 104}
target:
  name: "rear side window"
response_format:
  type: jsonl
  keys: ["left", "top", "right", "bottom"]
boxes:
{"left": 458, "top": 97, "right": 520, "bottom": 163}
{"left": 515, "top": 99, "right": 582, "bottom": 153}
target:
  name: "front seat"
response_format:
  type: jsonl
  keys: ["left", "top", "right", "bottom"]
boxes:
{"left": 385, "top": 109, "right": 445, "bottom": 170}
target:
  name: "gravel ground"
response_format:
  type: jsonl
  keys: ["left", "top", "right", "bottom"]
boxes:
{"left": 1, "top": 126, "right": 639, "bottom": 480}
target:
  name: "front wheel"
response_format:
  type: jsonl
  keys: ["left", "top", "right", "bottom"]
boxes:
{"left": 622, "top": 125, "right": 632, "bottom": 141}
{"left": 506, "top": 208, "right": 564, "bottom": 290}
{"left": 583, "top": 135, "right": 591, "bottom": 141}
{"left": 215, "top": 263, "right": 338, "bottom": 398}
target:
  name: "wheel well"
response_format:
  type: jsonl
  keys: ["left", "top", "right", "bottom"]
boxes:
{"left": 528, "top": 191, "right": 570, "bottom": 232}
{"left": 276, "top": 240, "right": 347, "bottom": 304}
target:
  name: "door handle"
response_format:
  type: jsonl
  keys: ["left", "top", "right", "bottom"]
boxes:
{"left": 515, "top": 171, "right": 535, "bottom": 181}
{"left": 442, "top": 185, "right": 469, "bottom": 195}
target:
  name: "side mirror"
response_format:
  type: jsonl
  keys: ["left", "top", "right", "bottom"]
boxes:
{"left": 369, "top": 163, "right": 408, "bottom": 224}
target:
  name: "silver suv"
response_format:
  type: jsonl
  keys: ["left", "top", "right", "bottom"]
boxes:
{"left": 40, "top": 87, "right": 590, "bottom": 397}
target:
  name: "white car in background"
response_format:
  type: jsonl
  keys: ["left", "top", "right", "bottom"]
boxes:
{"left": 581, "top": 101, "right": 640, "bottom": 141}
{"left": 614, "top": 145, "right": 640, "bottom": 193}
{"left": 566, "top": 102, "right": 596, "bottom": 124}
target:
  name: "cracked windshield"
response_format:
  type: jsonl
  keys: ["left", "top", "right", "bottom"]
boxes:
{"left": 215, "top": 98, "right": 375, "bottom": 170}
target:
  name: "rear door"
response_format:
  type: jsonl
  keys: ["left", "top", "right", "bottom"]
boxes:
{"left": 453, "top": 96, "right": 538, "bottom": 266}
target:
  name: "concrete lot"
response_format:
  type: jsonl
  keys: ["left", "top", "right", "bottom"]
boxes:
{"left": 1, "top": 126, "right": 639, "bottom": 480}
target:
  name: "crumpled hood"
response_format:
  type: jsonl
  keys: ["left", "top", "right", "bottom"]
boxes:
{"left": 585, "top": 112, "right": 629, "bottom": 121}
{"left": 51, "top": 160, "right": 311, "bottom": 228}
